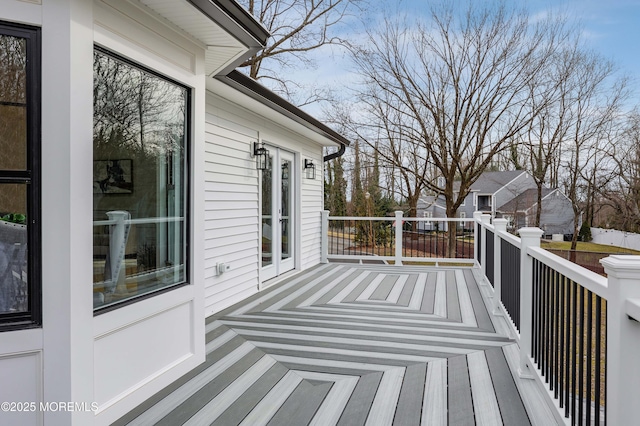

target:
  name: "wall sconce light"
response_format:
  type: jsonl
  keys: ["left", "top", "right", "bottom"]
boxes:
{"left": 252, "top": 142, "right": 270, "bottom": 170}
{"left": 304, "top": 158, "right": 316, "bottom": 179}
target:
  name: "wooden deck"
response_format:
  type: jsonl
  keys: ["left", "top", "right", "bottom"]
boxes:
{"left": 114, "top": 263, "right": 558, "bottom": 425}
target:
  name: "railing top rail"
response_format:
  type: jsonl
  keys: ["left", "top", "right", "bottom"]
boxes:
{"left": 328, "top": 216, "right": 474, "bottom": 223}
{"left": 402, "top": 217, "right": 474, "bottom": 223}
{"left": 327, "top": 216, "right": 395, "bottom": 221}
{"left": 93, "top": 216, "right": 185, "bottom": 226}
{"left": 528, "top": 245, "right": 609, "bottom": 299}
{"left": 496, "top": 229, "right": 520, "bottom": 248}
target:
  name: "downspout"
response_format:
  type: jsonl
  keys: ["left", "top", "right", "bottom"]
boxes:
{"left": 323, "top": 143, "right": 346, "bottom": 162}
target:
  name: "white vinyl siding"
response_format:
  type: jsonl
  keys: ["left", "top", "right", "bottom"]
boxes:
{"left": 203, "top": 93, "right": 325, "bottom": 315}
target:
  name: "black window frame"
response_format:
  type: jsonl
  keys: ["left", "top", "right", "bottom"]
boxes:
{"left": 92, "top": 46, "right": 191, "bottom": 315}
{"left": 0, "top": 21, "right": 42, "bottom": 331}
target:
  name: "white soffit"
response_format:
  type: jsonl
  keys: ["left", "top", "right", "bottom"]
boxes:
{"left": 137, "top": 0, "right": 247, "bottom": 75}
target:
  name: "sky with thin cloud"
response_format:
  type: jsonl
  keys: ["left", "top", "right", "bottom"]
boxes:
{"left": 285, "top": 0, "right": 640, "bottom": 116}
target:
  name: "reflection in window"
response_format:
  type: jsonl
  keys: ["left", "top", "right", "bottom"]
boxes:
{"left": 261, "top": 156, "right": 273, "bottom": 267}
{"left": 0, "top": 21, "right": 40, "bottom": 327}
{"left": 93, "top": 48, "right": 189, "bottom": 310}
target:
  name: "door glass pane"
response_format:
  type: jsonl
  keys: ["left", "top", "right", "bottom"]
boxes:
{"left": 0, "top": 35, "right": 27, "bottom": 170}
{"left": 93, "top": 49, "right": 188, "bottom": 310}
{"left": 0, "top": 184, "right": 28, "bottom": 314}
{"left": 261, "top": 156, "right": 273, "bottom": 267}
{"left": 281, "top": 159, "right": 291, "bottom": 261}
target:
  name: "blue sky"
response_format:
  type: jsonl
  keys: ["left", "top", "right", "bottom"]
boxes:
{"left": 534, "top": 0, "right": 640, "bottom": 79}
{"left": 291, "top": 0, "right": 640, "bottom": 116}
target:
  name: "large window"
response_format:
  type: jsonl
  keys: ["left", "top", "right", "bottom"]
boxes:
{"left": 0, "top": 22, "right": 41, "bottom": 329}
{"left": 93, "top": 48, "right": 189, "bottom": 312}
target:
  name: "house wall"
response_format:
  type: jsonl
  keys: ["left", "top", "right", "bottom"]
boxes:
{"left": 493, "top": 173, "right": 536, "bottom": 216}
{"left": 1, "top": 1, "right": 209, "bottom": 425}
{"left": 203, "top": 92, "right": 325, "bottom": 316}
{"left": 539, "top": 192, "right": 574, "bottom": 236}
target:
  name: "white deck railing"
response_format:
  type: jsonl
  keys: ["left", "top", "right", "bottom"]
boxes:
{"left": 321, "top": 209, "right": 640, "bottom": 425}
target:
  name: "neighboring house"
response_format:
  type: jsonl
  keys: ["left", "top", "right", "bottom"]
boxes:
{"left": 0, "top": 2, "right": 348, "bottom": 425}
{"left": 417, "top": 171, "right": 573, "bottom": 236}
{"left": 496, "top": 188, "right": 575, "bottom": 237}
{"left": 418, "top": 171, "right": 536, "bottom": 222}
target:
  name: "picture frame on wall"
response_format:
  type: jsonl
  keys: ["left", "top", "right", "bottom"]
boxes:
{"left": 93, "top": 159, "right": 133, "bottom": 194}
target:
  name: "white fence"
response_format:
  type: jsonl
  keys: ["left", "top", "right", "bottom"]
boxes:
{"left": 591, "top": 227, "right": 640, "bottom": 251}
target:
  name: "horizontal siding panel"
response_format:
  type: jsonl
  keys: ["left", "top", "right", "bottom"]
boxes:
{"left": 204, "top": 209, "right": 257, "bottom": 221}
{"left": 204, "top": 137, "right": 250, "bottom": 157}
{"left": 204, "top": 286, "right": 256, "bottom": 316}
{"left": 204, "top": 181, "right": 256, "bottom": 193}
{"left": 205, "top": 262, "right": 257, "bottom": 283}
{"left": 204, "top": 243, "right": 257, "bottom": 263}
{"left": 205, "top": 277, "right": 257, "bottom": 303}
{"left": 204, "top": 172, "right": 256, "bottom": 185}
{"left": 204, "top": 162, "right": 256, "bottom": 178}
{"left": 204, "top": 232, "right": 258, "bottom": 250}
{"left": 204, "top": 249, "right": 257, "bottom": 270}
{"left": 204, "top": 217, "right": 258, "bottom": 231}
{"left": 204, "top": 228, "right": 255, "bottom": 242}
{"left": 205, "top": 191, "right": 258, "bottom": 203}
{"left": 205, "top": 199, "right": 257, "bottom": 211}
{"left": 204, "top": 123, "right": 252, "bottom": 143}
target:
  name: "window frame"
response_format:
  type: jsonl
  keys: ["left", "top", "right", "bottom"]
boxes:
{"left": 92, "top": 46, "right": 192, "bottom": 315}
{"left": 0, "top": 21, "right": 42, "bottom": 331}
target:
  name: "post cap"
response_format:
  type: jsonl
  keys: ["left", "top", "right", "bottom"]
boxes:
{"left": 601, "top": 255, "right": 640, "bottom": 278}
{"left": 518, "top": 227, "right": 543, "bottom": 238}
{"left": 493, "top": 218, "right": 508, "bottom": 230}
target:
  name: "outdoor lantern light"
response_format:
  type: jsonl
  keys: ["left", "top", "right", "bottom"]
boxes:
{"left": 304, "top": 158, "right": 316, "bottom": 179}
{"left": 252, "top": 141, "right": 270, "bottom": 170}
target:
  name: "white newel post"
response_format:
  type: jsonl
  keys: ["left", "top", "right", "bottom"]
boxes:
{"left": 473, "top": 211, "right": 483, "bottom": 264}
{"left": 321, "top": 210, "right": 329, "bottom": 264}
{"left": 106, "top": 210, "right": 130, "bottom": 293}
{"left": 395, "top": 211, "right": 403, "bottom": 266}
{"left": 517, "top": 227, "right": 543, "bottom": 378}
{"left": 600, "top": 255, "right": 640, "bottom": 426}
{"left": 492, "top": 219, "right": 508, "bottom": 314}
{"left": 480, "top": 214, "right": 491, "bottom": 280}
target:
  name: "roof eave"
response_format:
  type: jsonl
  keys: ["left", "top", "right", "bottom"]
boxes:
{"left": 216, "top": 70, "right": 351, "bottom": 147}
{"left": 187, "top": 0, "right": 270, "bottom": 48}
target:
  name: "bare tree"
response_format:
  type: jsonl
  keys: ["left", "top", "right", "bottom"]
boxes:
{"left": 516, "top": 38, "right": 581, "bottom": 228}
{"left": 237, "top": 0, "right": 362, "bottom": 105}
{"left": 598, "top": 111, "right": 640, "bottom": 232}
{"left": 342, "top": 1, "right": 566, "bottom": 256}
{"left": 560, "top": 51, "right": 627, "bottom": 249}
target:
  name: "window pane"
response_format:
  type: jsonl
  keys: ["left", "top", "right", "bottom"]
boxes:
{"left": 0, "top": 35, "right": 27, "bottom": 170}
{"left": 93, "top": 50, "right": 188, "bottom": 310}
{"left": 0, "top": 184, "right": 28, "bottom": 314}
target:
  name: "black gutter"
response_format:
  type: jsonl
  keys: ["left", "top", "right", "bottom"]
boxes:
{"left": 187, "top": 0, "right": 270, "bottom": 48}
{"left": 323, "top": 143, "right": 346, "bottom": 162}
{"left": 218, "top": 70, "right": 351, "bottom": 152}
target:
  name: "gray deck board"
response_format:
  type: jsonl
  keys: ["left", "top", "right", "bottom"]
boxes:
{"left": 211, "top": 363, "right": 288, "bottom": 426}
{"left": 393, "top": 362, "right": 427, "bottom": 426}
{"left": 155, "top": 349, "right": 264, "bottom": 425}
{"left": 446, "top": 270, "right": 462, "bottom": 322}
{"left": 337, "top": 372, "right": 383, "bottom": 426}
{"left": 484, "top": 347, "right": 531, "bottom": 426}
{"left": 370, "top": 274, "right": 399, "bottom": 300}
{"left": 421, "top": 272, "right": 437, "bottom": 313}
{"left": 463, "top": 269, "right": 495, "bottom": 332}
{"left": 396, "top": 274, "right": 417, "bottom": 307}
{"left": 117, "top": 264, "right": 552, "bottom": 426}
{"left": 448, "top": 355, "right": 475, "bottom": 426}
{"left": 267, "top": 380, "right": 333, "bottom": 426}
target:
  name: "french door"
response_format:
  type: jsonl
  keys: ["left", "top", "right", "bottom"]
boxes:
{"left": 261, "top": 148, "right": 295, "bottom": 281}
